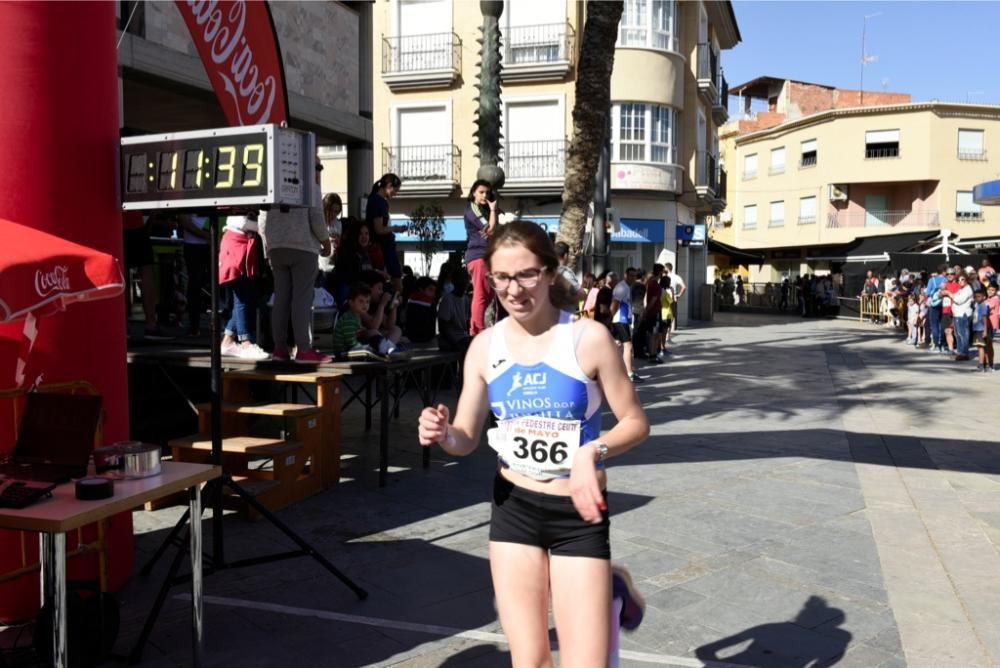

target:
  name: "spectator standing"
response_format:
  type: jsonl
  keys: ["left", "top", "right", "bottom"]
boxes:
{"left": 366, "top": 173, "right": 407, "bottom": 293}
{"left": 595, "top": 272, "right": 615, "bottom": 328}
{"left": 464, "top": 179, "right": 498, "bottom": 336}
{"left": 179, "top": 213, "right": 211, "bottom": 336}
{"left": 554, "top": 241, "right": 587, "bottom": 304}
{"left": 971, "top": 288, "right": 992, "bottom": 371}
{"left": 404, "top": 276, "right": 438, "bottom": 344}
{"left": 218, "top": 214, "right": 268, "bottom": 360}
{"left": 259, "top": 161, "right": 332, "bottom": 363}
{"left": 925, "top": 265, "right": 946, "bottom": 352}
{"left": 438, "top": 268, "right": 472, "bottom": 354}
{"left": 318, "top": 192, "right": 343, "bottom": 284}
{"left": 986, "top": 283, "right": 1000, "bottom": 370}
{"left": 947, "top": 273, "right": 974, "bottom": 361}
{"left": 611, "top": 268, "right": 642, "bottom": 383}
{"left": 658, "top": 275, "right": 674, "bottom": 355}
{"left": 663, "top": 263, "right": 685, "bottom": 330}
{"left": 941, "top": 268, "right": 960, "bottom": 354}
{"left": 579, "top": 273, "right": 596, "bottom": 315}
{"left": 122, "top": 211, "right": 169, "bottom": 339}
{"left": 978, "top": 258, "right": 996, "bottom": 286}
{"left": 644, "top": 264, "right": 664, "bottom": 363}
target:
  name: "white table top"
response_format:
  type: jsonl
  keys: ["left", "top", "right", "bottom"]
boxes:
{"left": 0, "top": 461, "right": 220, "bottom": 533}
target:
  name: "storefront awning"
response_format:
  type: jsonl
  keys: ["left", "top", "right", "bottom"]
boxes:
{"left": 806, "top": 231, "right": 935, "bottom": 262}
{"left": 707, "top": 238, "right": 766, "bottom": 264}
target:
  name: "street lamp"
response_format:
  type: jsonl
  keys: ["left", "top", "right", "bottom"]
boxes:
{"left": 860, "top": 12, "right": 882, "bottom": 106}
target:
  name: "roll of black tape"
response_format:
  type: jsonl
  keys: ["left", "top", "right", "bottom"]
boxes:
{"left": 75, "top": 477, "right": 113, "bottom": 501}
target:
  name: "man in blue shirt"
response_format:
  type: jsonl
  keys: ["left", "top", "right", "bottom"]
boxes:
{"left": 925, "top": 264, "right": 948, "bottom": 352}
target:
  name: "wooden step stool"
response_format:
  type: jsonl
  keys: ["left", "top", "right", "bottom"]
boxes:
{"left": 170, "top": 401, "right": 325, "bottom": 517}
{"left": 222, "top": 370, "right": 344, "bottom": 486}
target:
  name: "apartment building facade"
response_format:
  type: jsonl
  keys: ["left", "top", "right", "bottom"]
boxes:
{"left": 372, "top": 0, "right": 740, "bottom": 320}
{"left": 712, "top": 79, "right": 1000, "bottom": 282}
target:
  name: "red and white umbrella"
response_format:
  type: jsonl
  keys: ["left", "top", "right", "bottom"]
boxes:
{"left": 0, "top": 218, "right": 124, "bottom": 385}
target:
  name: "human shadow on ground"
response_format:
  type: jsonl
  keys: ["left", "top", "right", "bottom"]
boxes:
{"left": 694, "top": 596, "right": 851, "bottom": 668}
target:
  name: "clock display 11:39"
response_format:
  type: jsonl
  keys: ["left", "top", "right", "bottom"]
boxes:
{"left": 125, "top": 141, "right": 267, "bottom": 194}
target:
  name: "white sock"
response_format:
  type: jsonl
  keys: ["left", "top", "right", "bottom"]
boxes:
{"left": 609, "top": 596, "right": 623, "bottom": 668}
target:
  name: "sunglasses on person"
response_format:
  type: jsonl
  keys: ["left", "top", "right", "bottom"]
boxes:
{"left": 486, "top": 267, "right": 547, "bottom": 291}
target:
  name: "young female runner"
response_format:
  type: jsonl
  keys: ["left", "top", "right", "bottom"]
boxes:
{"left": 418, "top": 221, "right": 649, "bottom": 666}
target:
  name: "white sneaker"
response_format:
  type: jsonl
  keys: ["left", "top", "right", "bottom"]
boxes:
{"left": 221, "top": 341, "right": 240, "bottom": 357}
{"left": 378, "top": 338, "right": 396, "bottom": 355}
{"left": 237, "top": 343, "right": 270, "bottom": 360}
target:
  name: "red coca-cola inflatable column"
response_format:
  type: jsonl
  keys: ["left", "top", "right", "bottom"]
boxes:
{"left": 0, "top": 1, "right": 133, "bottom": 620}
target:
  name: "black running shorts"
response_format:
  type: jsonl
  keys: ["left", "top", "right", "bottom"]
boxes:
{"left": 610, "top": 323, "right": 632, "bottom": 344}
{"left": 489, "top": 473, "right": 610, "bottom": 559}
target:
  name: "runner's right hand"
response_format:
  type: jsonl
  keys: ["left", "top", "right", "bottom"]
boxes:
{"left": 418, "top": 404, "right": 450, "bottom": 447}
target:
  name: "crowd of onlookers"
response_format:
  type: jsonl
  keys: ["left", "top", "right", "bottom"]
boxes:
{"left": 860, "top": 260, "right": 999, "bottom": 371}
{"left": 125, "top": 166, "right": 703, "bottom": 370}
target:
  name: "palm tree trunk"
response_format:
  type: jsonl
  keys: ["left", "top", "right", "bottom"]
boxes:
{"left": 556, "top": 0, "right": 623, "bottom": 266}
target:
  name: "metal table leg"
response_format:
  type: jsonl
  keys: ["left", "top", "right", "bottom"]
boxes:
{"left": 379, "top": 370, "right": 389, "bottom": 487}
{"left": 189, "top": 484, "right": 203, "bottom": 666}
{"left": 41, "top": 532, "right": 67, "bottom": 668}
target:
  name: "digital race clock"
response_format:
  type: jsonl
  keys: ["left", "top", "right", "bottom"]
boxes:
{"left": 120, "top": 124, "right": 316, "bottom": 210}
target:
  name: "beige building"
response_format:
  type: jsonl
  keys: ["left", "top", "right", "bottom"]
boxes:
{"left": 713, "top": 78, "right": 1000, "bottom": 283}
{"left": 372, "top": 0, "right": 740, "bottom": 321}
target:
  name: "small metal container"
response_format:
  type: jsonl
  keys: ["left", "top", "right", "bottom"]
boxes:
{"left": 94, "top": 442, "right": 161, "bottom": 479}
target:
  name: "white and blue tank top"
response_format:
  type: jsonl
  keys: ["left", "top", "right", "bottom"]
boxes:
{"left": 486, "top": 312, "right": 604, "bottom": 470}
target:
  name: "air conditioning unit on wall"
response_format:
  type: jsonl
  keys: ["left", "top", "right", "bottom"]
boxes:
{"left": 719, "top": 211, "right": 733, "bottom": 224}
{"left": 828, "top": 184, "right": 849, "bottom": 202}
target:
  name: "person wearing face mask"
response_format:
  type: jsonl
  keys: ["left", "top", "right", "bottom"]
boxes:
{"left": 419, "top": 221, "right": 649, "bottom": 668}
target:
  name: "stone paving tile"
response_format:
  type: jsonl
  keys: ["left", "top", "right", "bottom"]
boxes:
{"left": 105, "top": 313, "right": 1000, "bottom": 665}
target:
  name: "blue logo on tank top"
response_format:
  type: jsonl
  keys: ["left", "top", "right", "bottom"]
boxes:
{"left": 489, "top": 365, "right": 588, "bottom": 422}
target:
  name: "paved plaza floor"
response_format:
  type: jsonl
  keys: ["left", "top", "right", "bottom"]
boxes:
{"left": 117, "top": 312, "right": 1000, "bottom": 667}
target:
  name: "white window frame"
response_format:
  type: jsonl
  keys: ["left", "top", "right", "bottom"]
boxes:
{"left": 769, "top": 200, "right": 785, "bottom": 227}
{"left": 611, "top": 103, "right": 678, "bottom": 165}
{"left": 393, "top": 0, "right": 454, "bottom": 37}
{"left": 501, "top": 94, "right": 567, "bottom": 179}
{"left": 743, "top": 153, "right": 758, "bottom": 180}
{"left": 798, "top": 196, "right": 817, "bottom": 225}
{"left": 800, "top": 139, "right": 817, "bottom": 168}
{"left": 617, "top": 0, "right": 678, "bottom": 52}
{"left": 390, "top": 100, "right": 454, "bottom": 180}
{"left": 743, "top": 204, "right": 757, "bottom": 230}
{"left": 956, "top": 190, "right": 984, "bottom": 221}
{"left": 958, "top": 129, "right": 986, "bottom": 160}
{"left": 769, "top": 147, "right": 786, "bottom": 175}
{"left": 865, "top": 129, "right": 901, "bottom": 159}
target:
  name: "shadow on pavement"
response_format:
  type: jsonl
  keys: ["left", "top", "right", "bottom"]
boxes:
{"left": 694, "top": 595, "right": 851, "bottom": 668}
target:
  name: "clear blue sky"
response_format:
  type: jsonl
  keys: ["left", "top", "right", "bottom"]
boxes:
{"left": 726, "top": 1, "right": 1000, "bottom": 106}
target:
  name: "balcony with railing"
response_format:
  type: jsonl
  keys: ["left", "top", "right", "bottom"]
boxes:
{"left": 499, "top": 139, "right": 567, "bottom": 196}
{"left": 382, "top": 144, "right": 461, "bottom": 196}
{"left": 695, "top": 151, "right": 718, "bottom": 202}
{"left": 712, "top": 72, "right": 729, "bottom": 124}
{"left": 696, "top": 42, "right": 719, "bottom": 105}
{"left": 381, "top": 32, "right": 461, "bottom": 90}
{"left": 716, "top": 165, "right": 727, "bottom": 205}
{"left": 826, "top": 209, "right": 940, "bottom": 230}
{"left": 501, "top": 22, "right": 575, "bottom": 82}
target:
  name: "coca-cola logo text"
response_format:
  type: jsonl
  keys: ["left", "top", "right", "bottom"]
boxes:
{"left": 35, "top": 266, "right": 71, "bottom": 297}
{"left": 185, "top": 0, "right": 278, "bottom": 125}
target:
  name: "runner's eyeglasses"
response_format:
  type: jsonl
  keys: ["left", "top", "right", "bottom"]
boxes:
{"left": 486, "top": 268, "right": 547, "bottom": 291}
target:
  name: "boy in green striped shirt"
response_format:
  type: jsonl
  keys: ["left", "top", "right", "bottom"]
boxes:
{"left": 333, "top": 284, "right": 372, "bottom": 355}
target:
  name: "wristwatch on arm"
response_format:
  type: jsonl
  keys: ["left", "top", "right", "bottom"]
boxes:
{"left": 591, "top": 442, "right": 609, "bottom": 463}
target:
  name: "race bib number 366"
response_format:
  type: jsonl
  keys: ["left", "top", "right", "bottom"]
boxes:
{"left": 488, "top": 417, "right": 582, "bottom": 479}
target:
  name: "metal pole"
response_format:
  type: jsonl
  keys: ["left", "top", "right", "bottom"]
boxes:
{"left": 41, "top": 532, "right": 67, "bottom": 668}
{"left": 208, "top": 212, "right": 224, "bottom": 567}
{"left": 189, "top": 484, "right": 204, "bottom": 666}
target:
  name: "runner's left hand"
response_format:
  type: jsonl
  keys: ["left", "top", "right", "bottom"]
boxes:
{"left": 569, "top": 445, "right": 605, "bottom": 524}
